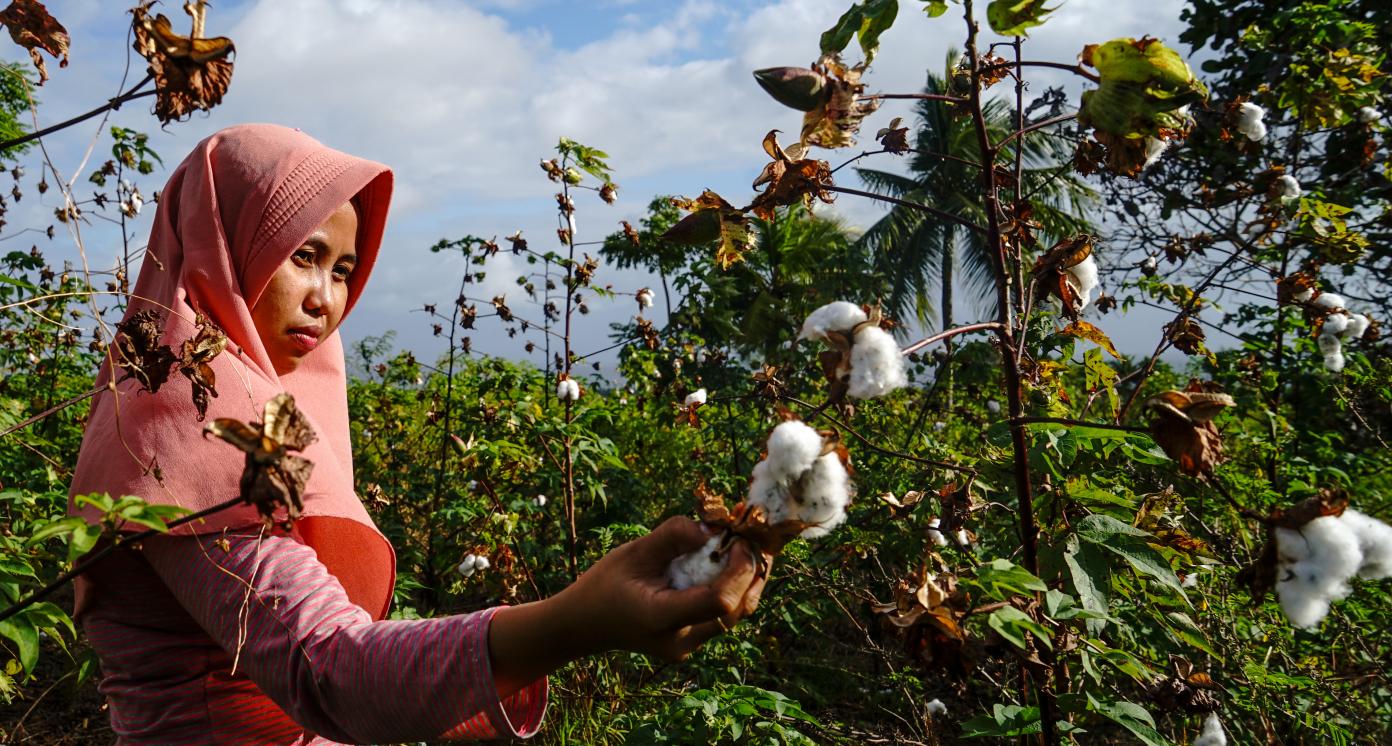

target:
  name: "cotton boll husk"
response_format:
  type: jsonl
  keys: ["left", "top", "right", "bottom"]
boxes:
{"left": 791, "top": 452, "right": 852, "bottom": 537}
{"left": 926, "top": 518, "right": 949, "bottom": 547}
{"left": 1275, "top": 174, "right": 1302, "bottom": 200}
{"left": 848, "top": 325, "right": 907, "bottom": 399}
{"left": 1192, "top": 712, "right": 1227, "bottom": 746}
{"left": 685, "top": 388, "right": 708, "bottom": 406}
{"left": 1313, "top": 292, "right": 1347, "bottom": 310}
{"left": 1321, "top": 313, "right": 1350, "bottom": 336}
{"left": 800, "top": 301, "right": 867, "bottom": 340}
{"left": 1236, "top": 101, "right": 1267, "bottom": 142}
{"left": 667, "top": 535, "right": 728, "bottom": 590}
{"left": 926, "top": 698, "right": 948, "bottom": 716}
{"left": 1343, "top": 314, "right": 1370, "bottom": 341}
{"left": 1064, "top": 255, "right": 1100, "bottom": 311}
{"left": 1358, "top": 106, "right": 1381, "bottom": 123}
{"left": 764, "top": 420, "right": 825, "bottom": 483}
{"left": 1340, "top": 509, "right": 1392, "bottom": 579}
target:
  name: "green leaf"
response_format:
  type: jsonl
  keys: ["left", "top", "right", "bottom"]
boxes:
{"left": 987, "top": 0, "right": 1055, "bottom": 37}
{"left": 921, "top": 0, "right": 951, "bottom": 17}
{"left": 0, "top": 616, "right": 38, "bottom": 673}
{"left": 974, "top": 558, "right": 1047, "bottom": 600}
{"left": 1164, "top": 611, "right": 1219, "bottom": 659}
{"left": 68, "top": 524, "right": 103, "bottom": 565}
{"left": 1064, "top": 535, "right": 1110, "bottom": 634}
{"left": 989, "top": 606, "right": 1053, "bottom": 651}
{"left": 24, "top": 516, "right": 88, "bottom": 546}
{"left": 1097, "top": 538, "right": 1188, "bottom": 599}
{"left": 1088, "top": 696, "right": 1167, "bottom": 746}
{"left": 960, "top": 704, "right": 1042, "bottom": 737}
{"left": 1075, "top": 513, "right": 1150, "bottom": 542}
{"left": 819, "top": 0, "right": 900, "bottom": 63}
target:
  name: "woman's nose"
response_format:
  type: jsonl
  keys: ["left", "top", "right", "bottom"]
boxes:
{"left": 303, "top": 271, "right": 330, "bottom": 316}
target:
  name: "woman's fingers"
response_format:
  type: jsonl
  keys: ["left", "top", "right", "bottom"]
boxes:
{"left": 633, "top": 516, "right": 715, "bottom": 566}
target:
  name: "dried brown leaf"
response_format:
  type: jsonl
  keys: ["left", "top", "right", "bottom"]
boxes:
{"left": 0, "top": 0, "right": 68, "bottom": 84}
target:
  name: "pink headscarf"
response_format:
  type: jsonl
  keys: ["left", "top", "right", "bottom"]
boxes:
{"left": 70, "top": 123, "right": 396, "bottom": 618}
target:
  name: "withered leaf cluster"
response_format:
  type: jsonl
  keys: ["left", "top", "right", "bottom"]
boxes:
{"left": 131, "top": 1, "right": 235, "bottom": 124}
{"left": 490, "top": 295, "right": 513, "bottom": 322}
{"left": 0, "top": 0, "right": 68, "bottom": 84}
{"left": 1145, "top": 384, "right": 1235, "bottom": 476}
{"left": 178, "top": 314, "right": 228, "bottom": 421}
{"left": 875, "top": 116, "right": 910, "bottom": 154}
{"left": 751, "top": 364, "right": 785, "bottom": 402}
{"left": 871, "top": 571, "right": 973, "bottom": 674}
{"left": 662, "top": 190, "right": 754, "bottom": 269}
{"left": 1146, "top": 658, "right": 1222, "bottom": 714}
{"left": 1164, "top": 316, "right": 1208, "bottom": 357}
{"left": 749, "top": 130, "right": 835, "bottom": 221}
{"left": 635, "top": 316, "right": 660, "bottom": 351}
{"left": 692, "top": 481, "right": 807, "bottom": 563}
{"left": 114, "top": 309, "right": 177, "bottom": 394}
{"left": 1031, "top": 234, "right": 1095, "bottom": 320}
{"left": 753, "top": 55, "right": 881, "bottom": 150}
{"left": 204, "top": 392, "right": 318, "bottom": 526}
{"left": 619, "top": 220, "right": 640, "bottom": 247}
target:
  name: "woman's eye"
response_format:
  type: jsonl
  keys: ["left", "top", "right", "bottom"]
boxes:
{"left": 293, "top": 249, "right": 315, "bottom": 264}
{"left": 333, "top": 264, "right": 353, "bottom": 280}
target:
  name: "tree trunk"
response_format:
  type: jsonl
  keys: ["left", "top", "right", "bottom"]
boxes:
{"left": 940, "top": 230, "right": 956, "bottom": 409}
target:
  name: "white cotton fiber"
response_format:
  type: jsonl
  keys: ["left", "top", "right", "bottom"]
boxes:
{"left": 1275, "top": 174, "right": 1302, "bottom": 200}
{"left": 1358, "top": 106, "right": 1381, "bottom": 124}
{"left": 1192, "top": 713, "right": 1226, "bottom": 746}
{"left": 1313, "top": 293, "right": 1347, "bottom": 310}
{"left": 926, "top": 698, "right": 948, "bottom": 717}
{"left": 848, "top": 325, "right": 908, "bottom": 399}
{"left": 927, "top": 518, "right": 949, "bottom": 547}
{"left": 793, "top": 452, "right": 852, "bottom": 537}
{"left": 1275, "top": 515, "right": 1366, "bottom": 628}
{"left": 1318, "top": 333, "right": 1345, "bottom": 372}
{"left": 1343, "top": 314, "right": 1370, "bottom": 341}
{"left": 764, "top": 420, "right": 826, "bottom": 483}
{"left": 1292, "top": 287, "right": 1315, "bottom": 303}
{"left": 1064, "top": 255, "right": 1100, "bottom": 311}
{"left": 667, "top": 535, "right": 728, "bottom": 590}
{"left": 557, "top": 378, "right": 581, "bottom": 401}
{"left": 799, "top": 301, "right": 867, "bottom": 341}
{"left": 684, "top": 388, "right": 708, "bottom": 406}
{"left": 1143, "top": 137, "right": 1170, "bottom": 169}
{"left": 1322, "top": 314, "right": 1350, "bottom": 336}
{"left": 1340, "top": 509, "right": 1392, "bottom": 579}
{"left": 1236, "top": 101, "right": 1267, "bottom": 142}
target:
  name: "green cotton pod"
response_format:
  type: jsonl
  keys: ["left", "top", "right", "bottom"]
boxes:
{"left": 753, "top": 67, "right": 828, "bottom": 112}
{"left": 1086, "top": 38, "right": 1207, "bottom": 99}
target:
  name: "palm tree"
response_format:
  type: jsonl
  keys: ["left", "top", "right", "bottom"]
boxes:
{"left": 857, "top": 50, "right": 1095, "bottom": 404}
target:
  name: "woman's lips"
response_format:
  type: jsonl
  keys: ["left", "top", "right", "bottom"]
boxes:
{"left": 288, "top": 328, "right": 320, "bottom": 353}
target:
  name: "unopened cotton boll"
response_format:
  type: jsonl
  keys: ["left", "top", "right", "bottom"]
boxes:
{"left": 1358, "top": 106, "right": 1381, "bottom": 124}
{"left": 1236, "top": 101, "right": 1267, "bottom": 142}
{"left": 1065, "top": 255, "right": 1100, "bottom": 311}
{"left": 1313, "top": 292, "right": 1347, "bottom": 310}
{"left": 667, "top": 535, "right": 729, "bottom": 590}
{"left": 1192, "top": 713, "right": 1226, "bottom": 746}
{"left": 1275, "top": 174, "right": 1302, "bottom": 201}
{"left": 557, "top": 378, "right": 581, "bottom": 401}
{"left": 684, "top": 388, "right": 708, "bottom": 406}
{"left": 799, "top": 301, "right": 867, "bottom": 341}
{"left": 926, "top": 518, "right": 949, "bottom": 547}
{"left": 926, "top": 698, "right": 948, "bottom": 717}
{"left": 848, "top": 325, "right": 907, "bottom": 399}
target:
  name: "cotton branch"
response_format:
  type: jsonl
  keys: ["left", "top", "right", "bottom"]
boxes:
{"left": 900, "top": 322, "right": 1005, "bottom": 356}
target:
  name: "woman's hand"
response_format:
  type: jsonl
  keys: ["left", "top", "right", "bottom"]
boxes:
{"left": 489, "top": 517, "right": 769, "bottom": 696}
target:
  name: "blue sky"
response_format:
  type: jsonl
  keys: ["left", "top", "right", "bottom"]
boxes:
{"left": 9, "top": 0, "right": 1193, "bottom": 375}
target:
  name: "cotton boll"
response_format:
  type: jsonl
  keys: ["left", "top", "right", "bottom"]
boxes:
{"left": 534, "top": 494, "right": 547, "bottom": 507}
{"left": 1318, "top": 333, "right": 1345, "bottom": 372}
{"left": 1301, "top": 515, "right": 1364, "bottom": 595}
{"left": 746, "top": 460, "right": 792, "bottom": 524}
{"left": 1275, "top": 527, "right": 1311, "bottom": 563}
{"left": 474, "top": 556, "right": 490, "bottom": 571}
{"left": 684, "top": 388, "right": 708, "bottom": 406}
{"left": 457, "top": 554, "right": 479, "bottom": 578}
{"left": 1292, "top": 287, "right": 1315, "bottom": 303}
{"left": 986, "top": 400, "right": 1001, "bottom": 415}
{"left": 1064, "top": 255, "right": 1100, "bottom": 311}
{"left": 1276, "top": 572, "right": 1331, "bottom": 629}
{"left": 1342, "top": 314, "right": 1370, "bottom": 341}
{"left": 1358, "top": 106, "right": 1381, "bottom": 124}
{"left": 1323, "top": 350, "right": 1347, "bottom": 373}
{"left": 1275, "top": 174, "right": 1302, "bottom": 201}
{"left": 1236, "top": 101, "right": 1267, "bottom": 142}
{"left": 926, "top": 698, "right": 948, "bottom": 717}
{"left": 800, "top": 301, "right": 867, "bottom": 341}
{"left": 791, "top": 452, "right": 852, "bottom": 537}
{"left": 1313, "top": 293, "right": 1347, "bottom": 310}
{"left": 1192, "top": 713, "right": 1227, "bottom": 746}
{"left": 1143, "top": 137, "right": 1170, "bottom": 169}
{"left": 636, "top": 288, "right": 654, "bottom": 308}
{"left": 926, "top": 518, "right": 949, "bottom": 547}
{"left": 1275, "top": 516, "right": 1365, "bottom": 627}
{"left": 557, "top": 378, "right": 581, "bottom": 401}
{"left": 848, "top": 325, "right": 907, "bottom": 399}
{"left": 667, "top": 535, "right": 729, "bottom": 590}
{"left": 1321, "top": 313, "right": 1350, "bottom": 336}
{"left": 1339, "top": 509, "right": 1392, "bottom": 579}
{"left": 764, "top": 420, "right": 826, "bottom": 483}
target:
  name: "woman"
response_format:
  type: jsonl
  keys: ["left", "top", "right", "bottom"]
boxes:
{"left": 68, "top": 124, "right": 765, "bottom": 744}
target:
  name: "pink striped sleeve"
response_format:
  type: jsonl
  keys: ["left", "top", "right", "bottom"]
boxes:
{"left": 140, "top": 532, "right": 547, "bottom": 743}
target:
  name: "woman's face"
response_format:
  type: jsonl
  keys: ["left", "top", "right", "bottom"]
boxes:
{"left": 251, "top": 200, "right": 360, "bottom": 374}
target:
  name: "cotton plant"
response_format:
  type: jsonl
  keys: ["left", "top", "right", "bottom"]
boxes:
{"left": 668, "top": 419, "right": 854, "bottom": 589}
{"left": 1273, "top": 508, "right": 1392, "bottom": 628}
{"left": 798, "top": 301, "right": 908, "bottom": 400}
{"left": 1309, "top": 291, "right": 1372, "bottom": 372}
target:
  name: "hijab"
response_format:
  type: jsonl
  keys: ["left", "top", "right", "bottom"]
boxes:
{"left": 69, "top": 123, "right": 396, "bottom": 618}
